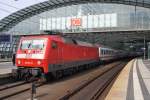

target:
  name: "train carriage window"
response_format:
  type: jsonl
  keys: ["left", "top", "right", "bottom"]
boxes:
{"left": 51, "top": 41, "right": 58, "bottom": 49}
{"left": 101, "top": 49, "right": 104, "bottom": 55}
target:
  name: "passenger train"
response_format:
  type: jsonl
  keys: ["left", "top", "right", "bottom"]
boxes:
{"left": 12, "top": 32, "right": 136, "bottom": 81}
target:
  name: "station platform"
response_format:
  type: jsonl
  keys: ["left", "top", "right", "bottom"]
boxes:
{"left": 0, "top": 59, "right": 11, "bottom": 62}
{"left": 105, "top": 59, "right": 150, "bottom": 100}
{"left": 0, "top": 62, "right": 16, "bottom": 78}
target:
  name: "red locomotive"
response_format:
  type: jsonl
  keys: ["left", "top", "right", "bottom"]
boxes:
{"left": 13, "top": 31, "right": 136, "bottom": 81}
{"left": 13, "top": 33, "right": 100, "bottom": 80}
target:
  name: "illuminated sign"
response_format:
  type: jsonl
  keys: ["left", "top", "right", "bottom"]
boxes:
{"left": 71, "top": 18, "right": 82, "bottom": 26}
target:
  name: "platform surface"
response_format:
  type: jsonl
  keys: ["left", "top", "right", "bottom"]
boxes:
{"left": 0, "top": 62, "right": 16, "bottom": 76}
{"left": 105, "top": 59, "right": 150, "bottom": 100}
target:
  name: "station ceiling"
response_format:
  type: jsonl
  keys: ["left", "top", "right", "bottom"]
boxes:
{"left": 1, "top": 0, "right": 150, "bottom": 50}
{"left": 1, "top": 0, "right": 150, "bottom": 32}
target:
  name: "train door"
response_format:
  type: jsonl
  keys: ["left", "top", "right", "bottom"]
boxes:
{"left": 51, "top": 41, "right": 62, "bottom": 64}
{"left": 51, "top": 41, "right": 63, "bottom": 78}
{"left": 57, "top": 46, "right": 63, "bottom": 64}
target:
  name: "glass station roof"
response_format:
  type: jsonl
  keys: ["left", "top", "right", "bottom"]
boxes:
{"left": 0, "top": 0, "right": 48, "bottom": 20}
{"left": 1, "top": 0, "right": 150, "bottom": 32}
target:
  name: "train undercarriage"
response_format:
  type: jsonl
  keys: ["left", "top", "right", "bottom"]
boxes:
{"left": 11, "top": 62, "right": 100, "bottom": 82}
{"left": 12, "top": 67, "right": 46, "bottom": 82}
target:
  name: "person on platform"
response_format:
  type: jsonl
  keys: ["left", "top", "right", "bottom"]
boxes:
{"left": 12, "top": 53, "right": 16, "bottom": 66}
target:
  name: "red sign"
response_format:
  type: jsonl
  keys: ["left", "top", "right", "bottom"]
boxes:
{"left": 71, "top": 18, "right": 82, "bottom": 26}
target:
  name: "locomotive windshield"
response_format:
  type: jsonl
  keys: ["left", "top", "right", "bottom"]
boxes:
{"left": 21, "top": 40, "right": 32, "bottom": 49}
{"left": 20, "top": 39, "right": 45, "bottom": 50}
{"left": 32, "top": 40, "right": 45, "bottom": 50}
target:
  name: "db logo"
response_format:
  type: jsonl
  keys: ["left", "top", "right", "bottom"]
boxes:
{"left": 71, "top": 18, "right": 82, "bottom": 26}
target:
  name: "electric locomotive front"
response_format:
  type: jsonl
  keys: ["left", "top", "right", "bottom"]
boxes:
{"left": 13, "top": 35, "right": 50, "bottom": 80}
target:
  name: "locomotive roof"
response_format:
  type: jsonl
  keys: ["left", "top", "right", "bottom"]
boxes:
{"left": 20, "top": 32, "right": 96, "bottom": 47}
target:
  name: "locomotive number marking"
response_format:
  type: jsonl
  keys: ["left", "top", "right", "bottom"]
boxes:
{"left": 26, "top": 54, "right": 32, "bottom": 58}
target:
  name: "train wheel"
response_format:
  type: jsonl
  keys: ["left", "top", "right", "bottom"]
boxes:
{"left": 12, "top": 69, "right": 20, "bottom": 81}
{"left": 68, "top": 68, "right": 73, "bottom": 75}
{"left": 73, "top": 67, "right": 77, "bottom": 74}
{"left": 11, "top": 73, "right": 18, "bottom": 81}
{"left": 52, "top": 70, "right": 63, "bottom": 79}
{"left": 39, "top": 73, "right": 47, "bottom": 82}
{"left": 57, "top": 70, "right": 63, "bottom": 79}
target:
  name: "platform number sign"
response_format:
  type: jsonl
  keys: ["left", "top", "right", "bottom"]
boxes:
{"left": 0, "top": 34, "right": 12, "bottom": 42}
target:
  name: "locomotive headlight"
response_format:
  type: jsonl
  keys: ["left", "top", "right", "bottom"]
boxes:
{"left": 37, "top": 60, "right": 41, "bottom": 65}
{"left": 18, "top": 60, "right": 21, "bottom": 64}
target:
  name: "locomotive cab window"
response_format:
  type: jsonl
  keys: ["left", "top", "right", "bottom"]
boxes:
{"left": 20, "top": 39, "right": 46, "bottom": 50}
{"left": 32, "top": 40, "right": 45, "bottom": 50}
{"left": 51, "top": 41, "right": 58, "bottom": 49}
{"left": 20, "top": 40, "right": 32, "bottom": 50}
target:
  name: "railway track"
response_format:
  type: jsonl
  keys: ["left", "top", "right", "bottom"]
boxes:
{"left": 59, "top": 62, "right": 126, "bottom": 100}
{"left": 0, "top": 77, "right": 15, "bottom": 85}
{"left": 0, "top": 81, "right": 26, "bottom": 91}
{"left": 0, "top": 80, "right": 43, "bottom": 100}
{"left": 0, "top": 61, "right": 128, "bottom": 100}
